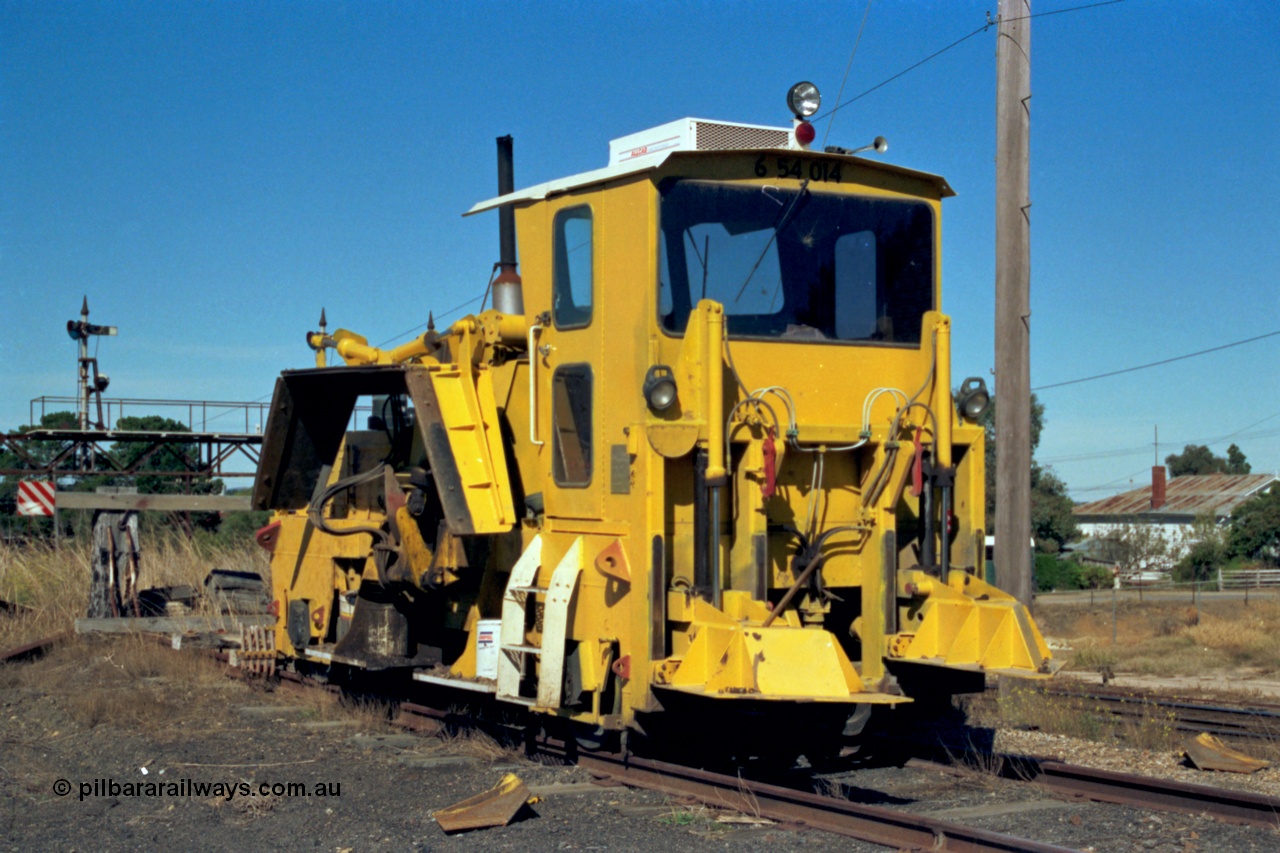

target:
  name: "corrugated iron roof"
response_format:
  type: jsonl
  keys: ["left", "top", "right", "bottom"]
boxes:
{"left": 1074, "top": 473, "right": 1278, "bottom": 519}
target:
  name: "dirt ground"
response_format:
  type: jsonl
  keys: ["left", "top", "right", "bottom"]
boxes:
{"left": 7, "top": 544, "right": 1280, "bottom": 850}
{"left": 0, "top": 637, "right": 873, "bottom": 853}
{"left": 12, "top": 591, "right": 1280, "bottom": 850}
{"left": 4, "top": 635, "right": 1280, "bottom": 853}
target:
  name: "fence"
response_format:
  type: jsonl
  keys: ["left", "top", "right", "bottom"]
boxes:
{"left": 1038, "top": 577, "right": 1280, "bottom": 649}
{"left": 30, "top": 395, "right": 378, "bottom": 434}
{"left": 29, "top": 396, "right": 269, "bottom": 434}
{"left": 1218, "top": 569, "right": 1280, "bottom": 589}
{"left": 1041, "top": 576, "right": 1280, "bottom": 629}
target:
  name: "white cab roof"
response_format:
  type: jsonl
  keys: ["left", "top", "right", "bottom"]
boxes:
{"left": 464, "top": 117, "right": 952, "bottom": 216}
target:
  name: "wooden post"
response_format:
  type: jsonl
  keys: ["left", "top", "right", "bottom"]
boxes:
{"left": 1111, "top": 584, "right": 1117, "bottom": 646}
{"left": 88, "top": 510, "right": 141, "bottom": 619}
{"left": 994, "top": 0, "right": 1033, "bottom": 607}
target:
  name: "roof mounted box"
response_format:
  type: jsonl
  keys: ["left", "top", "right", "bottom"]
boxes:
{"left": 608, "top": 118, "right": 792, "bottom": 166}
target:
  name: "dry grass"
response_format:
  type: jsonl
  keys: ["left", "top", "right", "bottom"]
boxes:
{"left": 940, "top": 736, "right": 1029, "bottom": 785}
{"left": 813, "top": 776, "right": 846, "bottom": 799}
{"left": 0, "top": 534, "right": 276, "bottom": 741}
{"left": 986, "top": 684, "right": 1106, "bottom": 742}
{"left": 1038, "top": 599, "right": 1280, "bottom": 679}
{"left": 971, "top": 682, "right": 1177, "bottom": 751}
{"left": 0, "top": 534, "right": 268, "bottom": 654}
{"left": 0, "top": 540, "right": 89, "bottom": 651}
{"left": 279, "top": 685, "right": 398, "bottom": 728}
{"left": 433, "top": 724, "right": 520, "bottom": 761}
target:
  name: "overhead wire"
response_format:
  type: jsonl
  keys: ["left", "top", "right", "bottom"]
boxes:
{"left": 375, "top": 295, "right": 485, "bottom": 348}
{"left": 1069, "top": 413, "right": 1280, "bottom": 493}
{"left": 200, "top": 294, "right": 491, "bottom": 432}
{"left": 821, "top": 0, "right": 874, "bottom": 150}
{"left": 1033, "top": 330, "right": 1280, "bottom": 391}
{"left": 812, "top": 0, "right": 1127, "bottom": 127}
{"left": 1072, "top": 468, "right": 1152, "bottom": 494}
{"left": 1041, "top": 425, "right": 1280, "bottom": 465}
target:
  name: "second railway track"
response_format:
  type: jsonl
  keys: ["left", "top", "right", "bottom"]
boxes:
{"left": 1039, "top": 683, "right": 1280, "bottom": 742}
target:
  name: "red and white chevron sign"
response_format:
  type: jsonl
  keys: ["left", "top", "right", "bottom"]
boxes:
{"left": 16, "top": 481, "right": 56, "bottom": 517}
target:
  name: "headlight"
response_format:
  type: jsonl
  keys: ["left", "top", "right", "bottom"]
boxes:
{"left": 643, "top": 365, "right": 678, "bottom": 412}
{"left": 957, "top": 377, "right": 990, "bottom": 421}
{"left": 787, "top": 81, "right": 821, "bottom": 118}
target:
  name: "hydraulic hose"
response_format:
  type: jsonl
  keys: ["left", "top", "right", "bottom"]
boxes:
{"left": 762, "top": 525, "right": 867, "bottom": 628}
{"left": 306, "top": 463, "right": 392, "bottom": 546}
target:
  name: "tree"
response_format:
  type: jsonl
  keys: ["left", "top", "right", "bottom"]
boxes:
{"left": 0, "top": 410, "right": 82, "bottom": 540}
{"left": 1226, "top": 444, "right": 1251, "bottom": 475}
{"left": 1227, "top": 485, "right": 1280, "bottom": 564}
{"left": 104, "top": 415, "right": 225, "bottom": 535}
{"left": 1030, "top": 466, "right": 1078, "bottom": 553}
{"left": 1173, "top": 512, "right": 1228, "bottom": 582}
{"left": 976, "top": 392, "right": 1077, "bottom": 551}
{"left": 1165, "top": 443, "right": 1250, "bottom": 477}
{"left": 1094, "top": 522, "right": 1173, "bottom": 576}
{"left": 107, "top": 415, "right": 222, "bottom": 496}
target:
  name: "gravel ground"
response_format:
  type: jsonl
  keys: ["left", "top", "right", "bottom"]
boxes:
{"left": 995, "top": 728, "right": 1280, "bottom": 799}
{"left": 3, "top": 638, "right": 1280, "bottom": 852}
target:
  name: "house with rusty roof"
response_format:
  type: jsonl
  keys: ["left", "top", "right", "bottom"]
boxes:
{"left": 1071, "top": 467, "right": 1279, "bottom": 573}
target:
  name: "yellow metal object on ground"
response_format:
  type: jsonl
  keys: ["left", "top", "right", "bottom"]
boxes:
{"left": 433, "top": 773, "right": 532, "bottom": 833}
{"left": 1184, "top": 733, "right": 1271, "bottom": 774}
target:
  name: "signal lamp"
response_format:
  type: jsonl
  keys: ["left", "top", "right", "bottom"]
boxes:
{"left": 643, "top": 365, "right": 678, "bottom": 412}
{"left": 956, "top": 377, "right": 990, "bottom": 421}
{"left": 786, "top": 81, "right": 821, "bottom": 118}
{"left": 794, "top": 121, "right": 816, "bottom": 146}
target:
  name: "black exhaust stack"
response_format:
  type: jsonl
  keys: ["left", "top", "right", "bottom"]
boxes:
{"left": 493, "top": 135, "right": 523, "bottom": 315}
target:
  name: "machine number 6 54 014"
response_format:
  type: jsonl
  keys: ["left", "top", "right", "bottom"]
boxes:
{"left": 754, "top": 155, "right": 842, "bottom": 183}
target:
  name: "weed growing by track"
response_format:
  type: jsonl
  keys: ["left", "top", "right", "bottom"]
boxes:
{"left": 971, "top": 683, "right": 1183, "bottom": 753}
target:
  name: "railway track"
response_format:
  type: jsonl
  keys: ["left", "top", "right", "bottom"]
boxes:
{"left": 390, "top": 679, "right": 1280, "bottom": 845}
{"left": 1031, "top": 760, "right": 1280, "bottom": 830}
{"left": 1040, "top": 684, "right": 1280, "bottom": 742}
{"left": 561, "top": 747, "right": 1076, "bottom": 853}
{"left": 33, "top": 637, "right": 1280, "bottom": 849}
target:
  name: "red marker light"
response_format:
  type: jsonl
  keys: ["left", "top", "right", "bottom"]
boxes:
{"left": 795, "top": 121, "right": 816, "bottom": 145}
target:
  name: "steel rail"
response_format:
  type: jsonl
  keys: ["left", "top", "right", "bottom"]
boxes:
{"left": 143, "top": 643, "right": 1280, "bottom": 840}
{"left": 1034, "top": 760, "right": 1280, "bottom": 830}
{"left": 560, "top": 747, "right": 1075, "bottom": 853}
{"left": 1040, "top": 685, "right": 1280, "bottom": 742}
{"left": 273, "top": 662, "right": 1280, "bottom": 838}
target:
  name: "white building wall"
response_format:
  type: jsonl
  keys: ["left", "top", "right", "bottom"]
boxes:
{"left": 1075, "top": 520, "right": 1197, "bottom": 572}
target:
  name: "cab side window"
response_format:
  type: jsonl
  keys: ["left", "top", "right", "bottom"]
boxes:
{"left": 553, "top": 206, "right": 593, "bottom": 329}
{"left": 551, "top": 364, "right": 592, "bottom": 487}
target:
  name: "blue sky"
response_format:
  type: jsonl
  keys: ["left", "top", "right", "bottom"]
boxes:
{"left": 2, "top": 0, "right": 1277, "bottom": 498}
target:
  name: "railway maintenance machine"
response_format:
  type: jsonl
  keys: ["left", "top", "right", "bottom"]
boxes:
{"left": 251, "top": 82, "right": 1056, "bottom": 756}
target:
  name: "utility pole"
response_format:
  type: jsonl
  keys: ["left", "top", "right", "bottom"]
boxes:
{"left": 994, "top": 0, "right": 1032, "bottom": 607}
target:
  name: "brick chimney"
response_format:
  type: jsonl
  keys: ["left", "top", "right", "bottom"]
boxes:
{"left": 1151, "top": 465, "right": 1167, "bottom": 510}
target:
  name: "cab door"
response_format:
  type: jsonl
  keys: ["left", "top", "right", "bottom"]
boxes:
{"left": 539, "top": 195, "right": 603, "bottom": 521}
